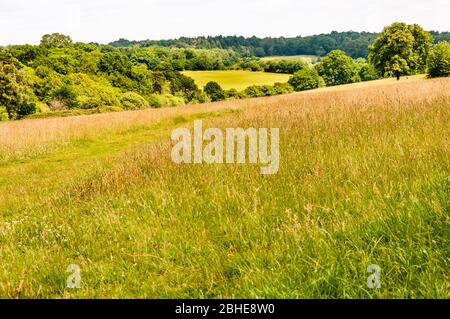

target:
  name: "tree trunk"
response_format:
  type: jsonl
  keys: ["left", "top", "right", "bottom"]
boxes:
{"left": 396, "top": 73, "right": 400, "bottom": 81}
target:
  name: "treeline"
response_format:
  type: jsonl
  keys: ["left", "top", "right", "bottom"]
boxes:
{"left": 1, "top": 24, "right": 450, "bottom": 121}
{"left": 110, "top": 31, "right": 450, "bottom": 59}
{"left": 0, "top": 34, "right": 244, "bottom": 120}
{"left": 239, "top": 59, "right": 310, "bottom": 74}
{"left": 286, "top": 23, "right": 450, "bottom": 92}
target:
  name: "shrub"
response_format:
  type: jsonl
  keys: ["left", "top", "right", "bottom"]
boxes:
{"left": 0, "top": 63, "right": 37, "bottom": 119}
{"left": 225, "top": 88, "right": 241, "bottom": 99}
{"left": 242, "top": 85, "right": 265, "bottom": 98}
{"left": 121, "top": 92, "right": 149, "bottom": 110}
{"left": 428, "top": 41, "right": 450, "bottom": 78}
{"left": 358, "top": 63, "right": 380, "bottom": 81}
{"left": 260, "top": 85, "right": 276, "bottom": 96}
{"left": 68, "top": 73, "right": 121, "bottom": 109}
{"left": 147, "top": 94, "right": 185, "bottom": 108}
{"left": 204, "top": 81, "right": 226, "bottom": 101}
{"left": 167, "top": 95, "right": 185, "bottom": 106}
{"left": 273, "top": 82, "right": 294, "bottom": 94}
{"left": 189, "top": 90, "right": 211, "bottom": 104}
{"left": 288, "top": 68, "right": 324, "bottom": 91}
{"left": 51, "top": 84, "right": 79, "bottom": 109}
{"left": 0, "top": 106, "right": 9, "bottom": 121}
{"left": 263, "top": 60, "right": 307, "bottom": 74}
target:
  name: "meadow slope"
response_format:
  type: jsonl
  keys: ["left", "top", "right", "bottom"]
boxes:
{"left": 0, "top": 78, "right": 449, "bottom": 298}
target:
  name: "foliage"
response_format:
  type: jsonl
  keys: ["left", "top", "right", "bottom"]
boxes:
{"left": 0, "top": 106, "right": 9, "bottom": 121}
{"left": 0, "top": 25, "right": 440, "bottom": 120}
{"left": 0, "top": 63, "right": 37, "bottom": 119}
{"left": 204, "top": 81, "right": 226, "bottom": 101}
{"left": 241, "top": 83, "right": 293, "bottom": 98}
{"left": 369, "top": 23, "right": 433, "bottom": 79}
{"left": 288, "top": 67, "right": 324, "bottom": 91}
{"left": 224, "top": 88, "right": 241, "bottom": 99}
{"left": 146, "top": 94, "right": 185, "bottom": 108}
{"left": 262, "top": 59, "right": 308, "bottom": 74}
{"left": 110, "top": 32, "right": 382, "bottom": 58}
{"left": 427, "top": 41, "right": 450, "bottom": 77}
{"left": 68, "top": 73, "right": 121, "bottom": 109}
{"left": 40, "top": 33, "right": 73, "bottom": 49}
{"left": 316, "top": 50, "right": 359, "bottom": 86}
{"left": 272, "top": 82, "right": 294, "bottom": 94}
{"left": 354, "top": 58, "right": 380, "bottom": 81}
{"left": 120, "top": 92, "right": 149, "bottom": 110}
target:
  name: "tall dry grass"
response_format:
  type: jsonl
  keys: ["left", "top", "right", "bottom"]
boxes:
{"left": 0, "top": 75, "right": 437, "bottom": 162}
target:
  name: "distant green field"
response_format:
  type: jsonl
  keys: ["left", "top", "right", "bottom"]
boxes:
{"left": 182, "top": 70, "right": 291, "bottom": 91}
{"left": 260, "top": 55, "right": 320, "bottom": 64}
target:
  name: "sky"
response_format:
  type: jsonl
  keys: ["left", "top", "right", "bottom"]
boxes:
{"left": 0, "top": 0, "right": 449, "bottom": 45}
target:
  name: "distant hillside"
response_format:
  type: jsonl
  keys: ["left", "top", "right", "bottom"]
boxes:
{"left": 109, "top": 31, "right": 450, "bottom": 58}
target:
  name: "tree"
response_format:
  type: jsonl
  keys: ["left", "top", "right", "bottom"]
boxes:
{"left": 316, "top": 50, "right": 359, "bottom": 86}
{"left": 98, "top": 51, "right": 133, "bottom": 76}
{"left": 368, "top": 23, "right": 433, "bottom": 80}
{"left": 427, "top": 41, "right": 450, "bottom": 77}
{"left": 169, "top": 72, "right": 199, "bottom": 101}
{"left": 204, "top": 81, "right": 225, "bottom": 101}
{"left": 0, "top": 63, "right": 37, "bottom": 119}
{"left": 354, "top": 58, "right": 380, "bottom": 81}
{"left": 288, "top": 67, "right": 324, "bottom": 91}
{"left": 40, "top": 33, "right": 73, "bottom": 49}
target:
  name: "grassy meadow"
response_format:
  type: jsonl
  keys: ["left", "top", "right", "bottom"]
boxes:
{"left": 182, "top": 70, "right": 291, "bottom": 90}
{"left": 0, "top": 77, "right": 449, "bottom": 298}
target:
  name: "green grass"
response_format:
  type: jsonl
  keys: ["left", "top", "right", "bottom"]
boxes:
{"left": 260, "top": 55, "right": 320, "bottom": 64}
{"left": 0, "top": 78, "right": 449, "bottom": 298}
{"left": 182, "top": 70, "right": 291, "bottom": 91}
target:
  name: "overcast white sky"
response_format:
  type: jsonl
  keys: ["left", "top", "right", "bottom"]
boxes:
{"left": 0, "top": 0, "right": 449, "bottom": 45}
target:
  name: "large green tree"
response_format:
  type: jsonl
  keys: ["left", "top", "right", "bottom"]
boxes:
{"left": 316, "top": 50, "right": 359, "bottom": 86}
{"left": 368, "top": 23, "right": 433, "bottom": 80}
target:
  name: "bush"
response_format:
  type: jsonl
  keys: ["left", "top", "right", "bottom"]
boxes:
{"left": 263, "top": 60, "right": 307, "bottom": 74}
{"left": 147, "top": 94, "right": 185, "bottom": 108}
{"left": 68, "top": 73, "right": 121, "bottom": 109}
{"left": 273, "top": 82, "right": 294, "bottom": 94}
{"left": 428, "top": 41, "right": 450, "bottom": 78}
{"left": 225, "top": 88, "right": 241, "bottom": 99}
{"left": 0, "top": 106, "right": 9, "bottom": 121}
{"left": 358, "top": 63, "right": 380, "bottom": 81}
{"left": 189, "top": 90, "right": 211, "bottom": 104}
{"left": 288, "top": 68, "right": 324, "bottom": 91}
{"left": 242, "top": 85, "right": 265, "bottom": 98}
{"left": 204, "top": 81, "right": 226, "bottom": 101}
{"left": 51, "top": 84, "right": 79, "bottom": 109}
{"left": 121, "top": 92, "right": 149, "bottom": 110}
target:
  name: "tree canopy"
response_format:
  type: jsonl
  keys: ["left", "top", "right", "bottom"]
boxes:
{"left": 316, "top": 50, "right": 359, "bottom": 86}
{"left": 368, "top": 23, "right": 433, "bottom": 80}
{"left": 427, "top": 41, "right": 450, "bottom": 77}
